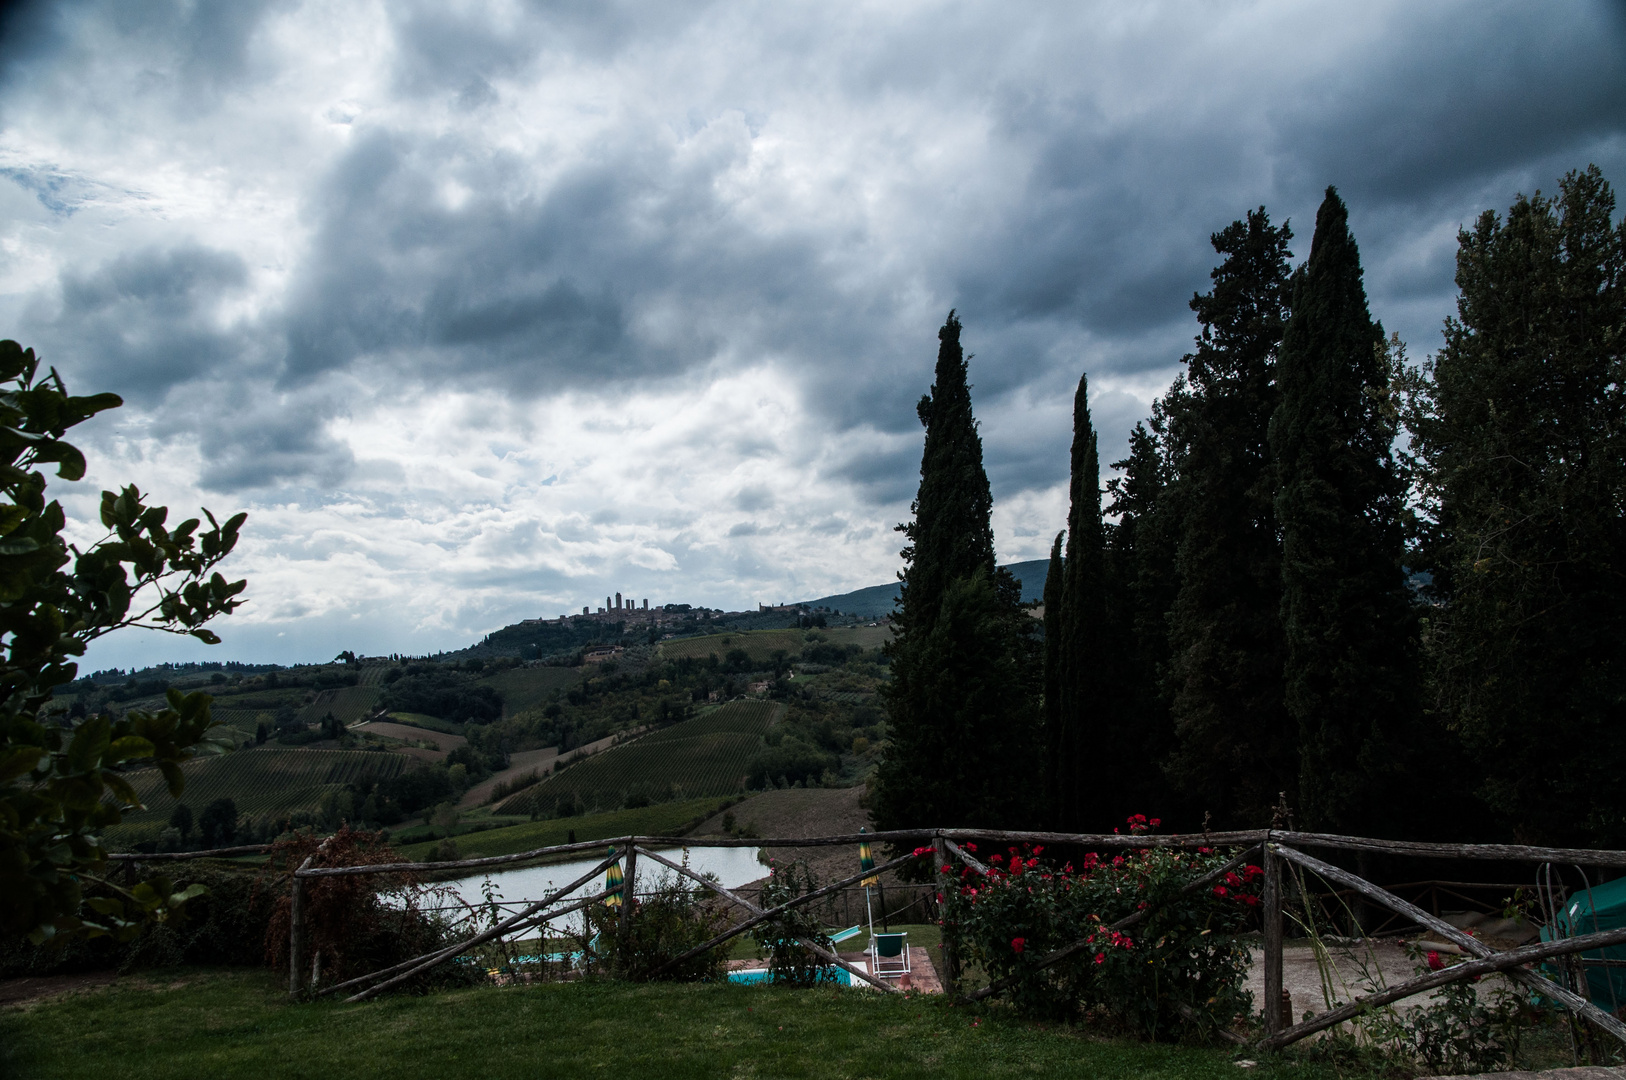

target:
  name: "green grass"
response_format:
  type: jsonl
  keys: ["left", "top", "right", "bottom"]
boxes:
{"left": 0, "top": 967, "right": 1361, "bottom": 1080}
{"left": 103, "top": 749, "right": 407, "bottom": 847}
{"left": 477, "top": 665, "right": 582, "bottom": 716}
{"left": 396, "top": 797, "right": 731, "bottom": 861}
{"left": 496, "top": 701, "right": 780, "bottom": 815}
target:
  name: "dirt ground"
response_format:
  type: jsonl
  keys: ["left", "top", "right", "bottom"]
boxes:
{"left": 1243, "top": 937, "right": 1526, "bottom": 1023}
{"left": 460, "top": 747, "right": 560, "bottom": 807}
{"left": 0, "top": 970, "right": 121, "bottom": 1008}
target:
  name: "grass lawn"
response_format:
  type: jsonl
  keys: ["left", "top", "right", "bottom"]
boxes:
{"left": 1, "top": 967, "right": 1359, "bottom": 1080}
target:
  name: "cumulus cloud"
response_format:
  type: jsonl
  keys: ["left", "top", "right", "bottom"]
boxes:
{"left": 0, "top": 0, "right": 1618, "bottom": 665}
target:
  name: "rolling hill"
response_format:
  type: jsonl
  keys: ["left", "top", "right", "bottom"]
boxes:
{"left": 103, "top": 748, "right": 408, "bottom": 847}
{"left": 496, "top": 699, "right": 782, "bottom": 816}
{"left": 800, "top": 558, "right": 1050, "bottom": 616}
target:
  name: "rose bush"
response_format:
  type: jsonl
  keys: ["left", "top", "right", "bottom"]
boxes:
{"left": 942, "top": 816, "right": 1260, "bottom": 1038}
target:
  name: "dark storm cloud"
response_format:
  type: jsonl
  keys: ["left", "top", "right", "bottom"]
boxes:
{"left": 386, "top": 0, "right": 698, "bottom": 94}
{"left": 39, "top": 243, "right": 252, "bottom": 402}
{"left": 1273, "top": 4, "right": 1626, "bottom": 207}
{"left": 275, "top": 119, "right": 905, "bottom": 406}
{"left": 6, "top": 0, "right": 1626, "bottom": 511}
{"left": 195, "top": 403, "right": 355, "bottom": 493}
{"left": 0, "top": 0, "right": 288, "bottom": 103}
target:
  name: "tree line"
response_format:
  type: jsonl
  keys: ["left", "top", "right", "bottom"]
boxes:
{"left": 875, "top": 167, "right": 1625, "bottom": 848}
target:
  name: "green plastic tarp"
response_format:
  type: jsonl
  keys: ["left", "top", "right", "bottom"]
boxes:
{"left": 1542, "top": 875, "right": 1626, "bottom": 1009}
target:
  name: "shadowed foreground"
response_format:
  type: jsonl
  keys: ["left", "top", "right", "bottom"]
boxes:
{"left": 1, "top": 968, "right": 1358, "bottom": 1080}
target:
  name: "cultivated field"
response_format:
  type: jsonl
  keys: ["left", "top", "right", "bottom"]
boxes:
{"left": 103, "top": 749, "right": 408, "bottom": 846}
{"left": 659, "top": 626, "right": 889, "bottom": 663}
{"left": 476, "top": 665, "right": 581, "bottom": 716}
{"left": 355, "top": 721, "right": 465, "bottom": 752}
{"left": 206, "top": 708, "right": 265, "bottom": 738}
{"left": 382, "top": 712, "right": 465, "bottom": 735}
{"left": 659, "top": 629, "right": 807, "bottom": 662}
{"left": 497, "top": 700, "right": 781, "bottom": 815}
{"left": 397, "top": 797, "right": 731, "bottom": 861}
{"left": 295, "top": 684, "right": 381, "bottom": 726}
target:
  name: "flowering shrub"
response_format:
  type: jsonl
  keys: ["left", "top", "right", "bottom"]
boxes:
{"left": 942, "top": 817, "right": 1260, "bottom": 1038}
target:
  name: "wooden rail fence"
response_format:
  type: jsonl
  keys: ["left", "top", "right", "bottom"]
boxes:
{"left": 116, "top": 826, "right": 1626, "bottom": 1052}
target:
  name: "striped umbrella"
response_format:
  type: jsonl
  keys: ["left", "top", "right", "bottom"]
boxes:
{"left": 605, "top": 848, "right": 624, "bottom": 910}
{"left": 859, "top": 827, "right": 878, "bottom": 887}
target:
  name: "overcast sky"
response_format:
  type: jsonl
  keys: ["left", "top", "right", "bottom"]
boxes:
{"left": 1, "top": 0, "right": 1621, "bottom": 669}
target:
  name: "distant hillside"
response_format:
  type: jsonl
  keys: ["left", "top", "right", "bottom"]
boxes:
{"left": 802, "top": 559, "right": 1051, "bottom": 617}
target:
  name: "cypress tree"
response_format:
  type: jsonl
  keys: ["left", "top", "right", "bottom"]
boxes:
{"left": 1412, "top": 166, "right": 1626, "bottom": 846}
{"left": 1163, "top": 210, "right": 1296, "bottom": 827}
{"left": 894, "top": 312, "right": 996, "bottom": 626}
{"left": 876, "top": 312, "right": 1038, "bottom": 831}
{"left": 1271, "top": 188, "right": 1416, "bottom": 837}
{"left": 1041, "top": 530, "right": 1065, "bottom": 823}
{"left": 1104, "top": 413, "right": 1181, "bottom": 821}
{"left": 1053, "top": 373, "right": 1111, "bottom": 830}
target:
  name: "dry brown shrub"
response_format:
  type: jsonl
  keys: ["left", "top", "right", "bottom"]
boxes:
{"left": 261, "top": 827, "right": 454, "bottom": 986}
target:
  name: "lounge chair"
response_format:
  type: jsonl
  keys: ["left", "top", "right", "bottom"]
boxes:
{"left": 870, "top": 931, "right": 909, "bottom": 977}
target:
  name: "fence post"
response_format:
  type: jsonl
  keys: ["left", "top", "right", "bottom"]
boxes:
{"left": 288, "top": 854, "right": 315, "bottom": 998}
{"left": 1262, "top": 835, "right": 1284, "bottom": 1036}
{"left": 934, "top": 833, "right": 959, "bottom": 1000}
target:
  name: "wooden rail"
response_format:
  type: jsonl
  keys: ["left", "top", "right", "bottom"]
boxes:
{"left": 635, "top": 846, "right": 900, "bottom": 993}
{"left": 277, "top": 823, "right": 1626, "bottom": 1042}
{"left": 1257, "top": 926, "right": 1626, "bottom": 1051}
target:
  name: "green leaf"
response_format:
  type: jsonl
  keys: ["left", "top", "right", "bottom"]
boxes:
{"left": 0, "top": 536, "right": 39, "bottom": 555}
{"left": 157, "top": 759, "right": 185, "bottom": 798}
{"left": 101, "top": 770, "right": 142, "bottom": 809}
{"left": 0, "top": 745, "right": 44, "bottom": 782}
{"left": 106, "top": 735, "right": 155, "bottom": 762}
{"left": 190, "top": 627, "right": 221, "bottom": 645}
{"left": 64, "top": 715, "right": 111, "bottom": 773}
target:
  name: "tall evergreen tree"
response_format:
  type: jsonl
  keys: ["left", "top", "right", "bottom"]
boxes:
{"left": 876, "top": 312, "right": 1038, "bottom": 831}
{"left": 1041, "top": 530, "right": 1065, "bottom": 822}
{"left": 1409, "top": 166, "right": 1626, "bottom": 847}
{"left": 1052, "top": 373, "right": 1112, "bottom": 830}
{"left": 1104, "top": 412, "right": 1181, "bottom": 821}
{"left": 894, "top": 312, "right": 996, "bottom": 627}
{"left": 1163, "top": 209, "right": 1296, "bottom": 827}
{"left": 1271, "top": 188, "right": 1416, "bottom": 837}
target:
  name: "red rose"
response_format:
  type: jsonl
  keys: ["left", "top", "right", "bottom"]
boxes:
{"left": 1427, "top": 951, "right": 1445, "bottom": 971}
{"left": 1011, "top": 937, "right": 1026, "bottom": 953}
{"left": 1094, "top": 952, "right": 1106, "bottom": 965}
